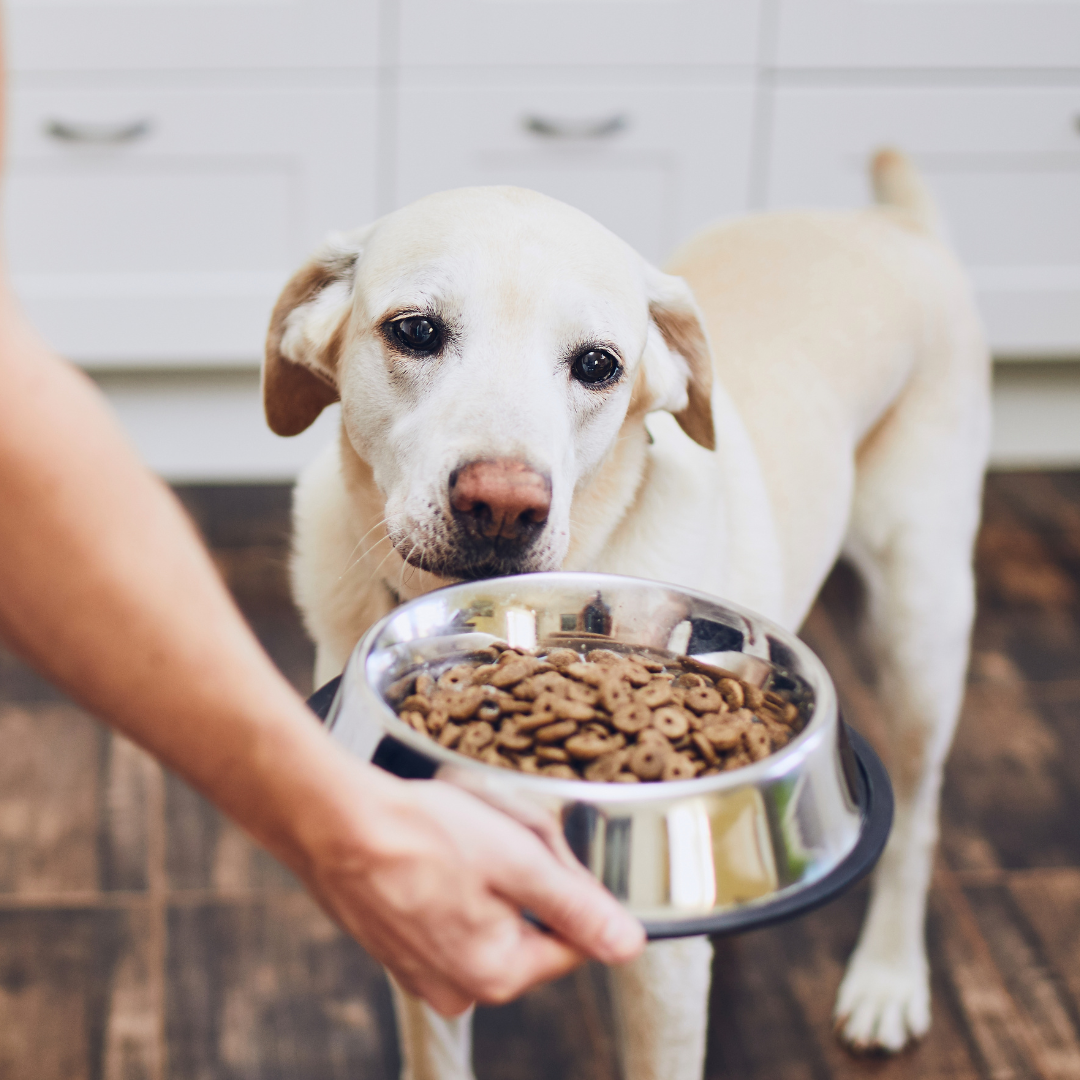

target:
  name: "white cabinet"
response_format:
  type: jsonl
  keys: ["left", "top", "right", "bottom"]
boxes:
{"left": 397, "top": 0, "right": 760, "bottom": 67}
{"left": 8, "top": 0, "right": 380, "bottom": 71}
{"left": 5, "top": 0, "right": 1080, "bottom": 476}
{"left": 774, "top": 0, "right": 1080, "bottom": 69}
{"left": 5, "top": 84, "right": 378, "bottom": 365}
{"left": 396, "top": 81, "right": 756, "bottom": 264}
{"left": 765, "top": 86, "right": 1080, "bottom": 357}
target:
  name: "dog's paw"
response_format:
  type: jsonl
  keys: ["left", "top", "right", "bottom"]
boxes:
{"left": 833, "top": 954, "right": 930, "bottom": 1053}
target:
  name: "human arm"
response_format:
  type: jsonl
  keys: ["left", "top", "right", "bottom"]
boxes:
{"left": 0, "top": 284, "right": 644, "bottom": 1012}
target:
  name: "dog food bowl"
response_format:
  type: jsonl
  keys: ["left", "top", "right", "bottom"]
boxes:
{"left": 316, "top": 572, "right": 892, "bottom": 938}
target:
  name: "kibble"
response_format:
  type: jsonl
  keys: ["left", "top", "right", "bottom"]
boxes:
{"left": 389, "top": 641, "right": 807, "bottom": 782}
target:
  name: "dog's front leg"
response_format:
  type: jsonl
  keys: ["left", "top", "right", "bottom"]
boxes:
{"left": 389, "top": 977, "right": 477, "bottom": 1080}
{"left": 608, "top": 937, "right": 714, "bottom": 1080}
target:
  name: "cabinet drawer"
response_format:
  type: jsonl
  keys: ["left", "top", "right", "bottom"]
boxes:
{"left": 766, "top": 87, "right": 1080, "bottom": 356}
{"left": 773, "top": 0, "right": 1080, "bottom": 69}
{"left": 396, "top": 0, "right": 760, "bottom": 67}
{"left": 395, "top": 83, "right": 756, "bottom": 265}
{"left": 6, "top": 85, "right": 377, "bottom": 366}
{"left": 8, "top": 0, "right": 378, "bottom": 72}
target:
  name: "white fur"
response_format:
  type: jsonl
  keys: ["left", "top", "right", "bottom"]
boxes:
{"left": 268, "top": 156, "right": 990, "bottom": 1072}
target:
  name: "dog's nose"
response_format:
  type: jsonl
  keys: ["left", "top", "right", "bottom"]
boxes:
{"left": 449, "top": 460, "right": 552, "bottom": 542}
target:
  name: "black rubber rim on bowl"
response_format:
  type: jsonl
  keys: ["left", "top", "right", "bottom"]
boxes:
{"left": 306, "top": 677, "right": 893, "bottom": 939}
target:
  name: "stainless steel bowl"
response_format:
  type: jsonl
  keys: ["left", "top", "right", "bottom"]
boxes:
{"left": 322, "top": 572, "right": 892, "bottom": 937}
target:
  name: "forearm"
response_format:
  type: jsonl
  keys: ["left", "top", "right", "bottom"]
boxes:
{"left": 0, "top": 287, "right": 380, "bottom": 867}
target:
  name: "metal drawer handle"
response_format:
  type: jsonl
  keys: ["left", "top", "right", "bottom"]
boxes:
{"left": 45, "top": 118, "right": 152, "bottom": 145}
{"left": 523, "top": 113, "right": 627, "bottom": 140}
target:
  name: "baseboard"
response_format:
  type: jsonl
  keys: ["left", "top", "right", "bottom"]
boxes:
{"left": 990, "top": 360, "right": 1080, "bottom": 470}
{"left": 91, "top": 362, "right": 1080, "bottom": 484}
{"left": 93, "top": 368, "right": 338, "bottom": 483}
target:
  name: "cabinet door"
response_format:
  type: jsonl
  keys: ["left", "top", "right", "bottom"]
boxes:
{"left": 765, "top": 87, "right": 1080, "bottom": 357}
{"left": 774, "top": 0, "right": 1080, "bottom": 69}
{"left": 6, "top": 84, "right": 377, "bottom": 366}
{"left": 395, "top": 82, "right": 756, "bottom": 265}
{"left": 396, "top": 0, "right": 760, "bottom": 67}
{"left": 8, "top": 0, "right": 378, "bottom": 72}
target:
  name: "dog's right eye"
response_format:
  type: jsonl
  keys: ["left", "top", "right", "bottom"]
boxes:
{"left": 392, "top": 316, "right": 442, "bottom": 353}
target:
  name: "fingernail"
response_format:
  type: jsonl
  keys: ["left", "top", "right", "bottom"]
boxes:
{"left": 600, "top": 913, "right": 644, "bottom": 961}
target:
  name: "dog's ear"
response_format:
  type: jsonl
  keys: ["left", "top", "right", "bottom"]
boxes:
{"left": 263, "top": 229, "right": 368, "bottom": 436}
{"left": 639, "top": 267, "right": 716, "bottom": 451}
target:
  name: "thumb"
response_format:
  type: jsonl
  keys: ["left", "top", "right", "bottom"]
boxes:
{"left": 493, "top": 840, "right": 645, "bottom": 965}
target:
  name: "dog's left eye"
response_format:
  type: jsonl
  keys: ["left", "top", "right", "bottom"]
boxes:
{"left": 392, "top": 316, "right": 442, "bottom": 353}
{"left": 571, "top": 348, "right": 619, "bottom": 385}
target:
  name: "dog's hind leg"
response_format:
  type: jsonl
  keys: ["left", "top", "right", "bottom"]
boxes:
{"left": 833, "top": 336, "right": 989, "bottom": 1051}
{"left": 608, "top": 937, "right": 714, "bottom": 1080}
{"left": 388, "top": 978, "right": 477, "bottom": 1080}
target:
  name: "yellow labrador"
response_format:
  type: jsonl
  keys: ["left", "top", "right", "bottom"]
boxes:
{"left": 264, "top": 150, "right": 990, "bottom": 1075}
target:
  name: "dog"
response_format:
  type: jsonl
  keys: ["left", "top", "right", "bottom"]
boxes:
{"left": 263, "top": 149, "right": 990, "bottom": 1077}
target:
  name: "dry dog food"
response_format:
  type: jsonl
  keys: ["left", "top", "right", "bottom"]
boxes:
{"left": 386, "top": 642, "right": 807, "bottom": 782}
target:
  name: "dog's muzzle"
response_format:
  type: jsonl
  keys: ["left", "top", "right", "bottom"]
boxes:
{"left": 396, "top": 459, "right": 554, "bottom": 580}
{"left": 441, "top": 459, "right": 552, "bottom": 578}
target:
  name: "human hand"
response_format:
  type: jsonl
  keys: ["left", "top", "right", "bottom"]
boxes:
{"left": 298, "top": 766, "right": 645, "bottom": 1016}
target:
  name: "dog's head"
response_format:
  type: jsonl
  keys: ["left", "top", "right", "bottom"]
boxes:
{"left": 265, "top": 187, "right": 714, "bottom": 581}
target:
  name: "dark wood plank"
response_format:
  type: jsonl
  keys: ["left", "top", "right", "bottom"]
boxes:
{"left": 164, "top": 772, "right": 299, "bottom": 894}
{"left": 1028, "top": 694, "right": 1080, "bottom": 814}
{"left": 0, "top": 906, "right": 159, "bottom": 1080}
{"left": 165, "top": 895, "right": 398, "bottom": 1080}
{"left": 474, "top": 964, "right": 619, "bottom": 1080}
{"left": 962, "top": 882, "right": 1080, "bottom": 1079}
{"left": 0, "top": 706, "right": 102, "bottom": 897}
{"left": 707, "top": 922, "right": 832, "bottom": 1080}
{"left": 929, "top": 867, "right": 1045, "bottom": 1080}
{"left": 974, "top": 481, "right": 1080, "bottom": 686}
{"left": 749, "top": 886, "right": 980, "bottom": 1080}
{"left": 976, "top": 481, "right": 1078, "bottom": 613}
{"left": 1007, "top": 870, "right": 1080, "bottom": 1039}
{"left": 944, "top": 649, "right": 1080, "bottom": 871}
{"left": 989, "top": 474, "right": 1080, "bottom": 567}
{"left": 98, "top": 732, "right": 157, "bottom": 894}
{"left": 174, "top": 484, "right": 314, "bottom": 695}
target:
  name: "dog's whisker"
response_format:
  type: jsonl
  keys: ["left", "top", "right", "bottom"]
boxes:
{"left": 352, "top": 516, "right": 393, "bottom": 553}
{"left": 337, "top": 523, "right": 381, "bottom": 571}
{"left": 340, "top": 532, "right": 392, "bottom": 575}
{"left": 402, "top": 543, "right": 418, "bottom": 587}
{"left": 337, "top": 529, "right": 393, "bottom": 583}
{"left": 343, "top": 533, "right": 402, "bottom": 593}
{"left": 334, "top": 516, "right": 391, "bottom": 574}
{"left": 398, "top": 543, "right": 419, "bottom": 593}
{"left": 398, "top": 541, "right": 415, "bottom": 585}
{"left": 368, "top": 542, "right": 401, "bottom": 585}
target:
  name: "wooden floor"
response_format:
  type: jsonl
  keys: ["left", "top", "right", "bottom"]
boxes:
{"left": 2, "top": 473, "right": 1080, "bottom": 1080}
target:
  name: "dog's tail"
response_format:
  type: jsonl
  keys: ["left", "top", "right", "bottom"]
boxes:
{"left": 870, "top": 148, "right": 942, "bottom": 237}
